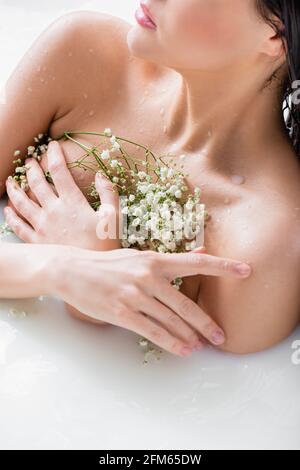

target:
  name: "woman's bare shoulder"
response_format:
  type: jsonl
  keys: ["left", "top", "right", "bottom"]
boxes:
{"left": 54, "top": 10, "right": 133, "bottom": 61}
{"left": 38, "top": 11, "right": 132, "bottom": 113}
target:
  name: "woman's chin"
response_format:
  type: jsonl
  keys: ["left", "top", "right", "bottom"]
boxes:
{"left": 126, "top": 26, "right": 155, "bottom": 60}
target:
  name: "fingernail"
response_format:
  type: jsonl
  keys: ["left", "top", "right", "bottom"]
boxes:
{"left": 211, "top": 330, "right": 225, "bottom": 345}
{"left": 235, "top": 263, "right": 251, "bottom": 276}
{"left": 48, "top": 140, "right": 57, "bottom": 151}
{"left": 181, "top": 346, "right": 193, "bottom": 357}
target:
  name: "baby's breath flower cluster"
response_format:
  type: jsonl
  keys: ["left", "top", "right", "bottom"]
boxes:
{"left": 11, "top": 133, "right": 53, "bottom": 191}
{"left": 119, "top": 167, "right": 205, "bottom": 255}
{"left": 2, "top": 128, "right": 210, "bottom": 365}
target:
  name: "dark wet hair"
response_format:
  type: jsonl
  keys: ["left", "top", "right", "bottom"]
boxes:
{"left": 256, "top": 0, "right": 300, "bottom": 157}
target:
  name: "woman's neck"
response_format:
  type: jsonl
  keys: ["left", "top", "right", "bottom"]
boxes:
{"left": 161, "top": 62, "right": 289, "bottom": 174}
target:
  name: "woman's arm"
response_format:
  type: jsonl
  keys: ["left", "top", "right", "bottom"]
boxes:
{"left": 0, "top": 241, "right": 63, "bottom": 298}
{"left": 0, "top": 11, "right": 119, "bottom": 198}
{"left": 0, "top": 240, "right": 252, "bottom": 357}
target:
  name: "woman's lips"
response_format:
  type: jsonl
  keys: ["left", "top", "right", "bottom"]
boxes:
{"left": 135, "top": 4, "right": 157, "bottom": 30}
{"left": 140, "top": 2, "right": 156, "bottom": 26}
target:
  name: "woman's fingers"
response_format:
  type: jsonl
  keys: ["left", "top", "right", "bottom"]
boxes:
{"left": 95, "top": 172, "right": 119, "bottom": 207}
{"left": 95, "top": 172, "right": 121, "bottom": 242}
{"left": 155, "top": 278, "right": 226, "bottom": 346}
{"left": 139, "top": 294, "right": 204, "bottom": 350}
{"left": 6, "top": 176, "right": 41, "bottom": 229}
{"left": 3, "top": 206, "right": 37, "bottom": 242}
{"left": 47, "top": 141, "right": 84, "bottom": 200}
{"left": 120, "top": 309, "right": 195, "bottom": 357}
{"left": 160, "top": 251, "right": 252, "bottom": 279}
{"left": 25, "top": 158, "right": 57, "bottom": 206}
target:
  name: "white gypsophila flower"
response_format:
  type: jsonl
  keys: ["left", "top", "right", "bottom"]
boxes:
{"left": 110, "top": 159, "right": 119, "bottom": 169}
{"left": 133, "top": 207, "right": 144, "bottom": 218}
{"left": 104, "top": 128, "right": 112, "bottom": 137}
{"left": 132, "top": 217, "right": 141, "bottom": 227}
{"left": 14, "top": 150, "right": 21, "bottom": 157}
{"left": 15, "top": 167, "right": 26, "bottom": 174}
{"left": 138, "top": 184, "right": 149, "bottom": 195}
{"left": 128, "top": 234, "right": 137, "bottom": 244}
{"left": 167, "top": 168, "right": 175, "bottom": 178}
{"left": 112, "top": 142, "right": 121, "bottom": 151}
{"left": 138, "top": 171, "right": 147, "bottom": 180}
{"left": 101, "top": 149, "right": 110, "bottom": 160}
{"left": 169, "top": 185, "right": 178, "bottom": 195}
{"left": 186, "top": 199, "right": 194, "bottom": 211}
{"left": 27, "top": 146, "right": 35, "bottom": 155}
{"left": 129, "top": 194, "right": 135, "bottom": 202}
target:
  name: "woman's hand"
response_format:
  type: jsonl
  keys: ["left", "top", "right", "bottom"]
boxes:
{"left": 4, "top": 140, "right": 120, "bottom": 251}
{"left": 50, "top": 245, "right": 252, "bottom": 357}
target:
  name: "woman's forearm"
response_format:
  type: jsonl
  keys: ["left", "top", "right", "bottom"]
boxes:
{"left": 0, "top": 242, "right": 66, "bottom": 298}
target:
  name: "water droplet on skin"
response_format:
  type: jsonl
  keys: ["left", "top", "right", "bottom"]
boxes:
{"left": 117, "top": 89, "right": 122, "bottom": 95}
{"left": 83, "top": 93, "right": 88, "bottom": 99}
{"left": 88, "top": 48, "right": 94, "bottom": 53}
{"left": 89, "top": 110, "right": 95, "bottom": 116}
{"left": 71, "top": 213, "right": 77, "bottom": 219}
{"left": 40, "top": 78, "right": 45, "bottom": 83}
{"left": 160, "top": 108, "right": 165, "bottom": 116}
{"left": 37, "top": 65, "right": 41, "bottom": 72}
{"left": 163, "top": 125, "right": 168, "bottom": 134}
{"left": 199, "top": 148, "right": 209, "bottom": 158}
{"left": 224, "top": 197, "right": 231, "bottom": 205}
{"left": 27, "top": 87, "right": 32, "bottom": 93}
{"left": 231, "top": 175, "right": 245, "bottom": 185}
{"left": 144, "top": 90, "right": 149, "bottom": 96}
{"left": 295, "top": 207, "right": 300, "bottom": 211}
{"left": 68, "top": 51, "right": 73, "bottom": 57}
{"left": 62, "top": 229, "right": 68, "bottom": 235}
{"left": 52, "top": 76, "right": 56, "bottom": 81}
{"left": 264, "top": 283, "right": 270, "bottom": 289}
{"left": 42, "top": 66, "right": 47, "bottom": 71}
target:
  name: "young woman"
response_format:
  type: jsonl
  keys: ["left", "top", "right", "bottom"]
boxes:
{"left": 2, "top": 0, "right": 300, "bottom": 354}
